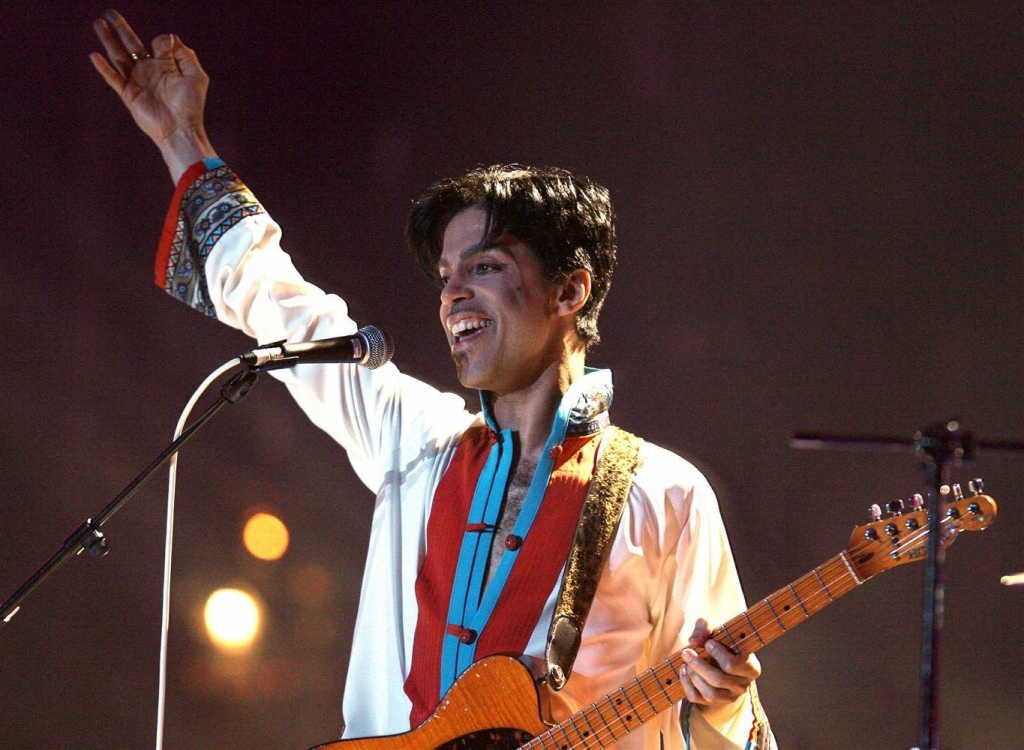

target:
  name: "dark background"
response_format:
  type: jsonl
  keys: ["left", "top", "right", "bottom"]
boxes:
{"left": 1, "top": 2, "right": 1020, "bottom": 748}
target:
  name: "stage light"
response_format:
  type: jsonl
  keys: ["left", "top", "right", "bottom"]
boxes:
{"left": 243, "top": 512, "right": 290, "bottom": 560}
{"left": 204, "top": 588, "right": 260, "bottom": 651}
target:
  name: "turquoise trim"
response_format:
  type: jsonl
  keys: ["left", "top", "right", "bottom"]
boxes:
{"left": 202, "top": 157, "right": 226, "bottom": 170}
{"left": 439, "top": 428, "right": 513, "bottom": 690}
{"left": 438, "top": 369, "right": 614, "bottom": 697}
{"left": 682, "top": 701, "right": 693, "bottom": 750}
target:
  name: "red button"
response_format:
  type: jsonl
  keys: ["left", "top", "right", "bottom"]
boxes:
{"left": 504, "top": 534, "right": 523, "bottom": 551}
{"left": 446, "top": 624, "right": 477, "bottom": 644}
{"left": 549, "top": 445, "right": 563, "bottom": 460}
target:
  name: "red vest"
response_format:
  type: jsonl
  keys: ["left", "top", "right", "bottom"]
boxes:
{"left": 403, "top": 425, "right": 602, "bottom": 726}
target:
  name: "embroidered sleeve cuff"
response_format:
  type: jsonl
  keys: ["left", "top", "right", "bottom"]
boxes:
{"left": 155, "top": 158, "right": 265, "bottom": 316}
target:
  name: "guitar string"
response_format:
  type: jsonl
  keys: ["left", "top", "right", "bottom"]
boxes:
{"left": 524, "top": 505, "right": 980, "bottom": 750}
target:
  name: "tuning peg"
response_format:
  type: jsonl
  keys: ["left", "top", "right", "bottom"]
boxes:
{"left": 910, "top": 494, "right": 924, "bottom": 511}
{"left": 888, "top": 498, "right": 904, "bottom": 516}
{"left": 952, "top": 483, "right": 964, "bottom": 500}
{"left": 968, "top": 478, "right": 984, "bottom": 496}
{"left": 869, "top": 504, "right": 882, "bottom": 522}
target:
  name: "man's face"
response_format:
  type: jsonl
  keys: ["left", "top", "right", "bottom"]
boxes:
{"left": 438, "top": 206, "right": 566, "bottom": 395}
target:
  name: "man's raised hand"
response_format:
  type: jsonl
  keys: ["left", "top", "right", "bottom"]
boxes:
{"left": 90, "top": 9, "right": 217, "bottom": 182}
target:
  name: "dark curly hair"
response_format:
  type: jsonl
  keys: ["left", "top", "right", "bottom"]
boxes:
{"left": 407, "top": 164, "right": 617, "bottom": 347}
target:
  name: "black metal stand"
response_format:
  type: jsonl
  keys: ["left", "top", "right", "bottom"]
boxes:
{"left": 791, "top": 421, "right": 1021, "bottom": 750}
{"left": 0, "top": 367, "right": 260, "bottom": 627}
{"left": 911, "top": 422, "right": 973, "bottom": 750}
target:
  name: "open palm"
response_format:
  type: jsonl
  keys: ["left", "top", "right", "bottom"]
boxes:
{"left": 90, "top": 9, "right": 214, "bottom": 178}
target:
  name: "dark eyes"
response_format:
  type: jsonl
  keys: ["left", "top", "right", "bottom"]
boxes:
{"left": 437, "top": 261, "right": 502, "bottom": 287}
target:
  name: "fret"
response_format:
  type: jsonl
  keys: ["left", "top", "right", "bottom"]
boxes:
{"left": 554, "top": 719, "right": 574, "bottom": 748}
{"left": 634, "top": 675, "right": 656, "bottom": 714}
{"left": 741, "top": 610, "right": 765, "bottom": 647}
{"left": 664, "top": 659, "right": 685, "bottom": 698}
{"left": 788, "top": 583, "right": 811, "bottom": 617}
{"left": 764, "top": 596, "right": 787, "bottom": 631}
{"left": 579, "top": 706, "right": 599, "bottom": 745}
{"left": 650, "top": 671, "right": 673, "bottom": 703}
{"left": 839, "top": 550, "right": 863, "bottom": 584}
{"left": 619, "top": 684, "right": 640, "bottom": 726}
{"left": 605, "top": 692, "right": 626, "bottom": 724}
{"left": 590, "top": 699, "right": 622, "bottom": 743}
{"left": 716, "top": 622, "right": 741, "bottom": 653}
{"left": 524, "top": 728, "right": 552, "bottom": 749}
{"left": 812, "top": 568, "right": 834, "bottom": 600}
{"left": 565, "top": 714, "right": 590, "bottom": 747}
{"left": 527, "top": 732, "right": 553, "bottom": 749}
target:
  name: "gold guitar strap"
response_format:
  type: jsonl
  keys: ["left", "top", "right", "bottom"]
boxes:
{"left": 545, "top": 427, "right": 641, "bottom": 690}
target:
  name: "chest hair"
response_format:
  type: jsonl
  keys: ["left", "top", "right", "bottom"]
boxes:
{"left": 484, "top": 457, "right": 537, "bottom": 588}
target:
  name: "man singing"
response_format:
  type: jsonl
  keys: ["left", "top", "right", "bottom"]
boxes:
{"left": 91, "top": 9, "right": 775, "bottom": 749}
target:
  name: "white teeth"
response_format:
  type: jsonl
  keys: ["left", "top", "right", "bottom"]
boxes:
{"left": 450, "top": 318, "right": 493, "bottom": 336}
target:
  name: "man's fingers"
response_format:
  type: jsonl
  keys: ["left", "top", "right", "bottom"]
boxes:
{"left": 682, "top": 661, "right": 739, "bottom": 704}
{"left": 88, "top": 51, "right": 126, "bottom": 94}
{"left": 93, "top": 17, "right": 133, "bottom": 77}
{"left": 102, "top": 9, "right": 148, "bottom": 57}
{"left": 705, "top": 640, "right": 761, "bottom": 678}
{"left": 681, "top": 645, "right": 758, "bottom": 708}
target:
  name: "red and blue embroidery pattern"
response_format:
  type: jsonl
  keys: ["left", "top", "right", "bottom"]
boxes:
{"left": 156, "top": 163, "right": 264, "bottom": 315}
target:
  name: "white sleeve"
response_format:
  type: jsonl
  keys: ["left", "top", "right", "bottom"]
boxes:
{"left": 641, "top": 447, "right": 776, "bottom": 749}
{"left": 156, "top": 163, "right": 475, "bottom": 492}
{"left": 207, "top": 213, "right": 475, "bottom": 492}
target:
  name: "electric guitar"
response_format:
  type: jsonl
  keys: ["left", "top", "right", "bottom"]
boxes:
{"left": 311, "top": 487, "right": 997, "bottom": 749}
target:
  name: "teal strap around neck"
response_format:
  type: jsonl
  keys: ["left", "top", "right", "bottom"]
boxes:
{"left": 438, "top": 369, "right": 614, "bottom": 694}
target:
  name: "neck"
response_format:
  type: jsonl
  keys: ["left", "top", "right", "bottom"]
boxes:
{"left": 488, "top": 348, "right": 586, "bottom": 462}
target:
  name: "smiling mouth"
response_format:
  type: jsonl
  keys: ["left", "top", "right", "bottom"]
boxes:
{"left": 449, "top": 318, "right": 493, "bottom": 344}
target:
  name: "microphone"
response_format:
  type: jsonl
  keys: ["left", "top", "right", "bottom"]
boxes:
{"left": 240, "top": 326, "right": 395, "bottom": 371}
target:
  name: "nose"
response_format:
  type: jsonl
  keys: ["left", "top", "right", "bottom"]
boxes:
{"left": 440, "top": 268, "right": 472, "bottom": 306}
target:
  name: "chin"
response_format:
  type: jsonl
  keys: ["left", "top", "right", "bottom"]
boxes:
{"left": 453, "top": 356, "right": 481, "bottom": 390}
{"left": 455, "top": 365, "right": 501, "bottom": 394}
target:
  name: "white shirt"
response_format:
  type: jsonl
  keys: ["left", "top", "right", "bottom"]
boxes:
{"left": 167, "top": 163, "right": 773, "bottom": 749}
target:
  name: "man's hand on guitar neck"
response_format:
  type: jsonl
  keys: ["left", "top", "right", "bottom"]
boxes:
{"left": 680, "top": 617, "right": 762, "bottom": 722}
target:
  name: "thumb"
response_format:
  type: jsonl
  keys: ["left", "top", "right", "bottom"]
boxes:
{"left": 152, "top": 33, "right": 175, "bottom": 60}
{"left": 168, "top": 35, "right": 208, "bottom": 80}
{"left": 687, "top": 617, "right": 712, "bottom": 647}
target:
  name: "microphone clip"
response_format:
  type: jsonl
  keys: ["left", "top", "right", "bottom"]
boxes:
{"left": 240, "top": 339, "right": 299, "bottom": 372}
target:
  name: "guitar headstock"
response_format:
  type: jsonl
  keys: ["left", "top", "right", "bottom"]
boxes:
{"left": 844, "top": 482, "right": 996, "bottom": 580}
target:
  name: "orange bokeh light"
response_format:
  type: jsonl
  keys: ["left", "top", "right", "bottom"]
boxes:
{"left": 243, "top": 512, "right": 289, "bottom": 561}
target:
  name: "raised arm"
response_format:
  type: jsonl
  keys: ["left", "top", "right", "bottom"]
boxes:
{"left": 90, "top": 9, "right": 217, "bottom": 182}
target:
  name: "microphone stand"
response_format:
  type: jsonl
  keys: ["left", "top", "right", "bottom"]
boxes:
{"left": 790, "top": 421, "right": 1022, "bottom": 750}
{"left": 0, "top": 366, "right": 260, "bottom": 627}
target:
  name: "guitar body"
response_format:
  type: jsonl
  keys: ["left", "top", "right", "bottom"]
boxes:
{"left": 310, "top": 655, "right": 547, "bottom": 749}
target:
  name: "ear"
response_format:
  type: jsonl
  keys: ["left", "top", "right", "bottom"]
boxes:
{"left": 554, "top": 268, "right": 592, "bottom": 317}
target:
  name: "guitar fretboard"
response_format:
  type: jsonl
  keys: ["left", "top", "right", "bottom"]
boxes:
{"left": 523, "top": 551, "right": 861, "bottom": 749}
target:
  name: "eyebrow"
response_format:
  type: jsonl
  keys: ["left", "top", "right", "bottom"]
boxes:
{"left": 437, "top": 241, "right": 508, "bottom": 270}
